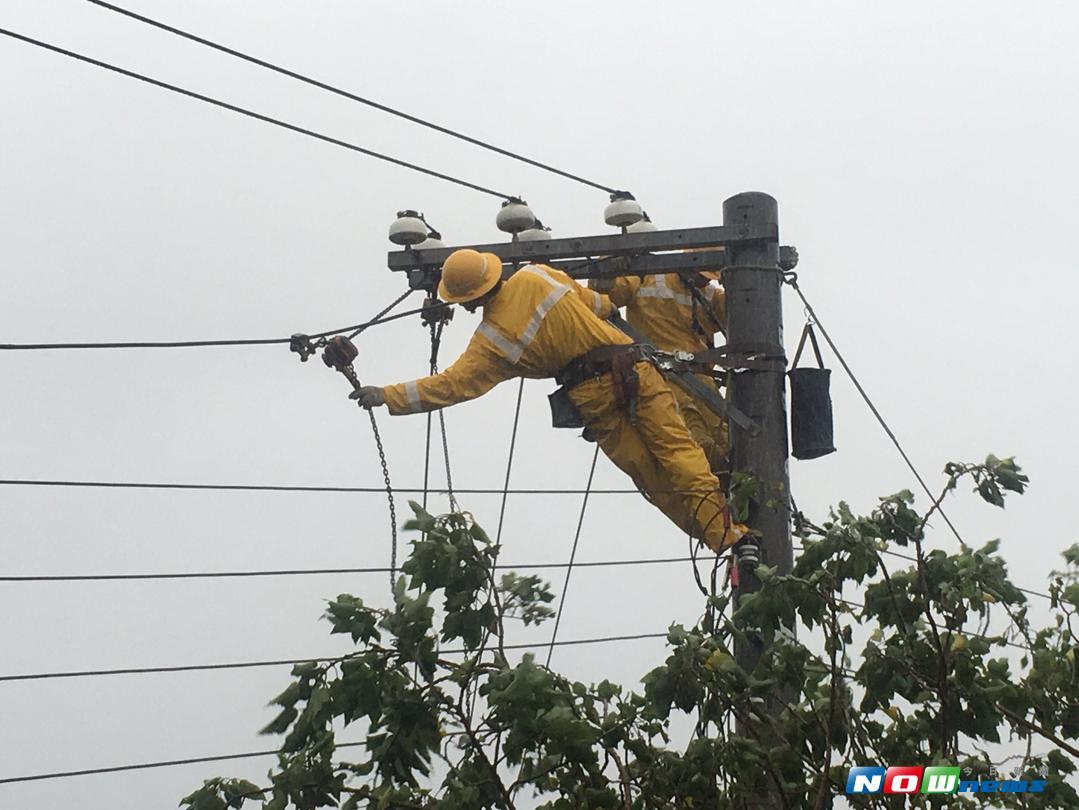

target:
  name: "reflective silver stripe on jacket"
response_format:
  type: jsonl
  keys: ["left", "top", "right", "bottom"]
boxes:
{"left": 403, "top": 380, "right": 423, "bottom": 413}
{"left": 475, "top": 265, "right": 570, "bottom": 364}
{"left": 636, "top": 274, "right": 692, "bottom": 306}
{"left": 476, "top": 321, "right": 519, "bottom": 359}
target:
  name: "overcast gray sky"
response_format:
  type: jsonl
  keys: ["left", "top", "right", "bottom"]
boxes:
{"left": 2, "top": 1, "right": 1078, "bottom": 807}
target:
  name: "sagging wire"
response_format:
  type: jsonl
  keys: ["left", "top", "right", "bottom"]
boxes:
{"left": 0, "top": 741, "right": 367, "bottom": 785}
{"left": 0, "top": 29, "right": 514, "bottom": 199}
{"left": 1, "top": 631, "right": 671, "bottom": 684}
{"left": 783, "top": 272, "right": 966, "bottom": 547}
{"left": 545, "top": 445, "right": 601, "bottom": 668}
{"left": 493, "top": 379, "right": 526, "bottom": 554}
{"left": 85, "top": 0, "right": 620, "bottom": 195}
{"left": 1, "top": 292, "right": 434, "bottom": 353}
{"left": 0, "top": 556, "right": 702, "bottom": 583}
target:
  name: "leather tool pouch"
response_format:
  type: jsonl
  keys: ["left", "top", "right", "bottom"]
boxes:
{"left": 548, "top": 385, "right": 585, "bottom": 429}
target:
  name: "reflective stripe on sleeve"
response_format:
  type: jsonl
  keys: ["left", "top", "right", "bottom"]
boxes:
{"left": 403, "top": 380, "right": 423, "bottom": 413}
{"left": 591, "top": 294, "right": 603, "bottom": 315}
{"left": 476, "top": 322, "right": 519, "bottom": 360}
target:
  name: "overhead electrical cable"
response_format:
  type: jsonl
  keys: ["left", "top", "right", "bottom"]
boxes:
{"left": 0, "top": 742, "right": 366, "bottom": 785}
{"left": 85, "top": 0, "right": 619, "bottom": 194}
{"left": 0, "top": 297, "right": 444, "bottom": 352}
{"left": 0, "top": 632, "right": 669, "bottom": 683}
{"left": 786, "top": 275, "right": 966, "bottom": 546}
{"left": 493, "top": 379, "right": 527, "bottom": 554}
{"left": 0, "top": 27, "right": 512, "bottom": 199}
{"left": 545, "top": 447, "right": 601, "bottom": 668}
{"left": 0, "top": 478, "right": 706, "bottom": 495}
{"left": 0, "top": 556, "right": 698, "bottom": 583}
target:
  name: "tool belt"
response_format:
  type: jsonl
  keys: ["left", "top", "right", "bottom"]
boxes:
{"left": 549, "top": 344, "right": 644, "bottom": 429}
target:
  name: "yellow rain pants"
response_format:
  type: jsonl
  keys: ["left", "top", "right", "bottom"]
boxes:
{"left": 600, "top": 272, "right": 730, "bottom": 472}
{"left": 568, "top": 361, "right": 736, "bottom": 550}
{"left": 382, "top": 264, "right": 741, "bottom": 550}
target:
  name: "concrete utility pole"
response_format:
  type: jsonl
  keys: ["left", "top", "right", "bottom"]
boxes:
{"left": 725, "top": 191, "right": 793, "bottom": 650}
{"left": 724, "top": 192, "right": 793, "bottom": 806}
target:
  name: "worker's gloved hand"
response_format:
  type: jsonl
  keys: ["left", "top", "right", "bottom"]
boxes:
{"left": 349, "top": 386, "right": 385, "bottom": 409}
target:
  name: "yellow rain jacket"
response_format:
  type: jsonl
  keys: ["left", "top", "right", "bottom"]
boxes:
{"left": 382, "top": 264, "right": 740, "bottom": 551}
{"left": 602, "top": 273, "right": 729, "bottom": 472}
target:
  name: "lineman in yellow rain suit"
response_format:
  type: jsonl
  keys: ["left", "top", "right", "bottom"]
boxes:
{"left": 351, "top": 249, "right": 747, "bottom": 551}
{"left": 592, "top": 270, "right": 729, "bottom": 474}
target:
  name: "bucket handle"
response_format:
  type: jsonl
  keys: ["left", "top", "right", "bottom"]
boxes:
{"left": 791, "top": 322, "right": 825, "bottom": 370}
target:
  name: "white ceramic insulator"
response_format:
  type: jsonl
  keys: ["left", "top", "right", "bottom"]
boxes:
{"left": 517, "top": 227, "right": 551, "bottom": 242}
{"left": 414, "top": 236, "right": 445, "bottom": 250}
{"left": 389, "top": 214, "right": 429, "bottom": 246}
{"left": 496, "top": 200, "right": 536, "bottom": 234}
{"left": 604, "top": 197, "right": 644, "bottom": 227}
{"left": 626, "top": 219, "right": 658, "bottom": 233}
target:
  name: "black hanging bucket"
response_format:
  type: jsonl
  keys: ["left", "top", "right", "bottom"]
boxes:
{"left": 789, "top": 323, "right": 836, "bottom": 460}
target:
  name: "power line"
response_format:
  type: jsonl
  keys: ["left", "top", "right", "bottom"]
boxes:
{"left": 0, "top": 478, "right": 694, "bottom": 494}
{"left": 0, "top": 27, "right": 512, "bottom": 199}
{"left": 834, "top": 596, "right": 1038, "bottom": 653}
{"left": 0, "top": 741, "right": 365, "bottom": 785}
{"left": 786, "top": 276, "right": 966, "bottom": 546}
{"left": 85, "top": 0, "right": 619, "bottom": 195}
{"left": 872, "top": 546, "right": 1050, "bottom": 602}
{"left": 546, "top": 446, "right": 600, "bottom": 668}
{"left": 0, "top": 294, "right": 438, "bottom": 352}
{"left": 2, "top": 476, "right": 1052, "bottom": 600}
{"left": 0, "top": 556, "right": 695, "bottom": 583}
{"left": 0, "top": 632, "right": 669, "bottom": 683}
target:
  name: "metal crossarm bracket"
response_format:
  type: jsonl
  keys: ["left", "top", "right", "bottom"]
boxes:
{"left": 387, "top": 224, "right": 777, "bottom": 275}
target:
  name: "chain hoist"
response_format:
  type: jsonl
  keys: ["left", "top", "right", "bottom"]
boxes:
{"left": 319, "top": 335, "right": 399, "bottom": 587}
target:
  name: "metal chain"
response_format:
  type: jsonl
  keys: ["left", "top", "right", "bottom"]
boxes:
{"left": 428, "top": 318, "right": 459, "bottom": 512}
{"left": 437, "top": 409, "right": 458, "bottom": 512}
{"left": 366, "top": 409, "right": 398, "bottom": 587}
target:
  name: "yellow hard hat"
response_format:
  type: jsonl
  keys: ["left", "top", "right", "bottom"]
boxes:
{"left": 438, "top": 249, "right": 502, "bottom": 303}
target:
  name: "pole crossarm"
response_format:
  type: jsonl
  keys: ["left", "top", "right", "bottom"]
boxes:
{"left": 551, "top": 250, "right": 730, "bottom": 281}
{"left": 386, "top": 224, "right": 778, "bottom": 274}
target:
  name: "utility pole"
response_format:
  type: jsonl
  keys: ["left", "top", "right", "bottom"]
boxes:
{"left": 724, "top": 192, "right": 792, "bottom": 807}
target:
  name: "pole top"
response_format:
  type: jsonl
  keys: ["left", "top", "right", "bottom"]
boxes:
{"left": 722, "top": 192, "right": 778, "bottom": 228}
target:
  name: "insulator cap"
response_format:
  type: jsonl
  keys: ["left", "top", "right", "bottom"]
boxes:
{"left": 496, "top": 197, "right": 536, "bottom": 234}
{"left": 389, "top": 210, "right": 429, "bottom": 246}
{"left": 626, "top": 218, "right": 657, "bottom": 233}
{"left": 517, "top": 218, "right": 551, "bottom": 242}
{"left": 414, "top": 236, "right": 445, "bottom": 250}
{"left": 604, "top": 191, "right": 643, "bottom": 228}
